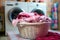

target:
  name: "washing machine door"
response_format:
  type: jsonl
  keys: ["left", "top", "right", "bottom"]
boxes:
{"left": 31, "top": 9, "right": 44, "bottom": 15}
{"left": 8, "top": 7, "right": 23, "bottom": 22}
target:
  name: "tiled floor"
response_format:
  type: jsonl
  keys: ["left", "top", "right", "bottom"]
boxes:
{"left": 0, "top": 37, "right": 8, "bottom": 40}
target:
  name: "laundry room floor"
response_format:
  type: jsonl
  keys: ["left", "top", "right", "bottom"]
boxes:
{"left": 0, "top": 37, "right": 8, "bottom": 40}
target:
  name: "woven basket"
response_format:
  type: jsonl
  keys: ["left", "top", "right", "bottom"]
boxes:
{"left": 17, "top": 22, "right": 51, "bottom": 39}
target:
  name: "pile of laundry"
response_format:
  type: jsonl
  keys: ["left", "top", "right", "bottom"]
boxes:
{"left": 12, "top": 12, "right": 51, "bottom": 26}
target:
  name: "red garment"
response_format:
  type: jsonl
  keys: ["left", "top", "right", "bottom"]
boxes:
{"left": 36, "top": 32, "right": 60, "bottom": 40}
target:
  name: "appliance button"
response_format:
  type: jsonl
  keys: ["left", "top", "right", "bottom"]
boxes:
{"left": 15, "top": 3, "right": 18, "bottom": 5}
{"left": 36, "top": 4, "right": 39, "bottom": 6}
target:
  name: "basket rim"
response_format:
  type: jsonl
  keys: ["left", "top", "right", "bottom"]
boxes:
{"left": 18, "top": 22, "right": 51, "bottom": 26}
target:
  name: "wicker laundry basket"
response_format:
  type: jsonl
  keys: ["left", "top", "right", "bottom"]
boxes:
{"left": 17, "top": 22, "right": 51, "bottom": 39}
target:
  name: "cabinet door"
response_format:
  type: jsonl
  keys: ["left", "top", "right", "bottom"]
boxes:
{"left": 0, "top": 14, "right": 5, "bottom": 36}
{"left": 0, "top": 5, "right": 5, "bottom": 36}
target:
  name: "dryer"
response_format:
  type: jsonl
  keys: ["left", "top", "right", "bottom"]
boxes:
{"left": 5, "top": 1, "right": 46, "bottom": 34}
{"left": 27, "top": 2, "right": 46, "bottom": 15}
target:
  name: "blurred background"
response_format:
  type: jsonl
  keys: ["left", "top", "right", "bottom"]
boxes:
{"left": 0, "top": 0, "right": 60, "bottom": 40}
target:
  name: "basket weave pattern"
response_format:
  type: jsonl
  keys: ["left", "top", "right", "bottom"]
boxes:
{"left": 17, "top": 22, "right": 51, "bottom": 39}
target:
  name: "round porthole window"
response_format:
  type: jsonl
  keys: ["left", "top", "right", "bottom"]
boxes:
{"left": 8, "top": 7, "right": 23, "bottom": 22}
{"left": 31, "top": 9, "right": 44, "bottom": 15}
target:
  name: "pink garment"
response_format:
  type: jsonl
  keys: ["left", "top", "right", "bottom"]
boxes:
{"left": 38, "top": 0, "right": 44, "bottom": 2}
{"left": 12, "top": 12, "right": 51, "bottom": 27}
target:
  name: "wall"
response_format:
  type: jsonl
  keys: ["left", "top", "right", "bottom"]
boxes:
{"left": 58, "top": 4, "right": 60, "bottom": 31}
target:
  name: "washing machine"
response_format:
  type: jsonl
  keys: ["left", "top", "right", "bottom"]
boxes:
{"left": 5, "top": 1, "right": 28, "bottom": 34}
{"left": 5, "top": 1, "right": 46, "bottom": 34}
